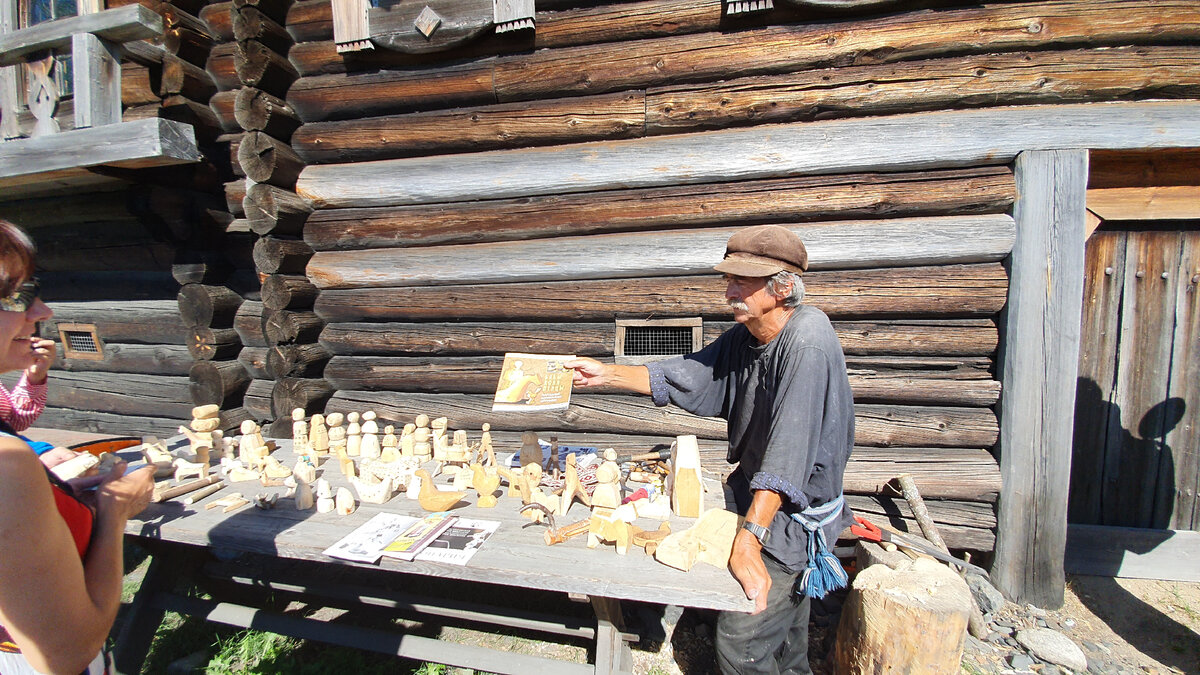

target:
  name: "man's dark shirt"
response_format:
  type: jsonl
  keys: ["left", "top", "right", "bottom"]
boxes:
{"left": 646, "top": 305, "right": 855, "bottom": 572}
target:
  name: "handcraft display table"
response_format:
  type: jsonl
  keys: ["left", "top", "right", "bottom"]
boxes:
{"left": 112, "top": 436, "right": 753, "bottom": 675}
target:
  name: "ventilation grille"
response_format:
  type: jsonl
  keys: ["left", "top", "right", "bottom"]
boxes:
{"left": 58, "top": 323, "right": 104, "bottom": 360}
{"left": 615, "top": 318, "right": 702, "bottom": 365}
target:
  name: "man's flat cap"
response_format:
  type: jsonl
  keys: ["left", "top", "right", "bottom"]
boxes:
{"left": 713, "top": 225, "right": 808, "bottom": 277}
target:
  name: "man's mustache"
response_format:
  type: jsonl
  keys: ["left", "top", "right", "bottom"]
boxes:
{"left": 727, "top": 299, "right": 749, "bottom": 311}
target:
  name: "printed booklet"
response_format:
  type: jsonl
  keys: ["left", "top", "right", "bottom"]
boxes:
{"left": 492, "top": 353, "right": 576, "bottom": 412}
{"left": 323, "top": 512, "right": 425, "bottom": 564}
{"left": 414, "top": 518, "right": 501, "bottom": 566}
{"left": 381, "top": 512, "right": 458, "bottom": 561}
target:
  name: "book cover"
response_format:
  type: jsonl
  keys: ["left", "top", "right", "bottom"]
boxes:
{"left": 414, "top": 518, "right": 501, "bottom": 566}
{"left": 323, "top": 513, "right": 422, "bottom": 564}
{"left": 381, "top": 512, "right": 457, "bottom": 561}
{"left": 492, "top": 353, "right": 576, "bottom": 412}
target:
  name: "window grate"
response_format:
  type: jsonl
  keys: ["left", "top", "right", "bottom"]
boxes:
{"left": 64, "top": 331, "right": 99, "bottom": 353}
{"left": 58, "top": 323, "right": 104, "bottom": 360}
{"left": 623, "top": 326, "right": 693, "bottom": 356}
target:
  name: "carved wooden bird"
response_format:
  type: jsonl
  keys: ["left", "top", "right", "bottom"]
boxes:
{"left": 472, "top": 464, "right": 502, "bottom": 508}
{"left": 414, "top": 469, "right": 466, "bottom": 512}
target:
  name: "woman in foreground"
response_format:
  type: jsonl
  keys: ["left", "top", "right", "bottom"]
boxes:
{"left": 0, "top": 220, "right": 155, "bottom": 674}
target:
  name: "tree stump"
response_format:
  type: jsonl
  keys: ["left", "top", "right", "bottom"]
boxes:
{"left": 834, "top": 558, "right": 971, "bottom": 674}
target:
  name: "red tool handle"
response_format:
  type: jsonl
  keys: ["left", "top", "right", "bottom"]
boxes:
{"left": 849, "top": 515, "right": 883, "bottom": 542}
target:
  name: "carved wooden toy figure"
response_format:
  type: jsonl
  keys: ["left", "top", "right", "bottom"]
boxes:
{"left": 309, "top": 413, "right": 329, "bottom": 456}
{"left": 173, "top": 457, "right": 208, "bottom": 482}
{"left": 588, "top": 509, "right": 632, "bottom": 555}
{"left": 292, "top": 477, "right": 314, "bottom": 510}
{"left": 400, "top": 423, "right": 416, "bottom": 457}
{"left": 238, "top": 420, "right": 267, "bottom": 468}
{"left": 335, "top": 487, "right": 356, "bottom": 515}
{"left": 590, "top": 448, "right": 622, "bottom": 510}
{"left": 141, "top": 437, "right": 175, "bottom": 478}
{"left": 345, "top": 411, "right": 362, "bottom": 456}
{"left": 519, "top": 431, "right": 542, "bottom": 469}
{"left": 451, "top": 465, "right": 474, "bottom": 491}
{"left": 559, "top": 452, "right": 591, "bottom": 516}
{"left": 326, "top": 412, "right": 346, "bottom": 456}
{"left": 188, "top": 405, "right": 221, "bottom": 465}
{"left": 292, "top": 408, "right": 310, "bottom": 456}
{"left": 315, "top": 478, "right": 334, "bottom": 513}
{"left": 476, "top": 423, "right": 495, "bottom": 466}
{"left": 293, "top": 457, "right": 316, "bottom": 484}
{"left": 448, "top": 428, "right": 469, "bottom": 462}
{"left": 472, "top": 464, "right": 500, "bottom": 508}
{"left": 413, "top": 469, "right": 465, "bottom": 512}
{"left": 670, "top": 434, "right": 704, "bottom": 518}
{"left": 381, "top": 425, "right": 399, "bottom": 461}
{"left": 518, "top": 464, "right": 559, "bottom": 522}
{"left": 413, "top": 414, "right": 432, "bottom": 459}
{"left": 545, "top": 435, "right": 560, "bottom": 474}
{"left": 430, "top": 416, "right": 449, "bottom": 460}
{"left": 359, "top": 412, "right": 381, "bottom": 459}
{"left": 654, "top": 508, "right": 738, "bottom": 572}
{"left": 351, "top": 473, "right": 393, "bottom": 504}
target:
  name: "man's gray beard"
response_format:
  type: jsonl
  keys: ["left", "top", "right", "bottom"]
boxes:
{"left": 727, "top": 300, "right": 749, "bottom": 311}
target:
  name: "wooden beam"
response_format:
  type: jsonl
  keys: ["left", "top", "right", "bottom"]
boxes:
{"left": 296, "top": 102, "right": 1200, "bottom": 208}
{"left": 0, "top": 118, "right": 201, "bottom": 187}
{"left": 307, "top": 215, "right": 1015, "bottom": 289}
{"left": 993, "top": 150, "right": 1089, "bottom": 608}
{"left": 71, "top": 33, "right": 122, "bottom": 129}
{"left": 0, "top": 4, "right": 162, "bottom": 66}
{"left": 1065, "top": 525, "right": 1200, "bottom": 582}
{"left": 1086, "top": 186, "right": 1200, "bottom": 222}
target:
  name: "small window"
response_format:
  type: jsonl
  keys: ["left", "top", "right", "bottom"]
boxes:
{"left": 18, "top": 0, "right": 79, "bottom": 104}
{"left": 58, "top": 322, "right": 104, "bottom": 360}
{"left": 615, "top": 318, "right": 702, "bottom": 365}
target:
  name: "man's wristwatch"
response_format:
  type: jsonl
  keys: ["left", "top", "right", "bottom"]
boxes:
{"left": 741, "top": 521, "right": 771, "bottom": 546}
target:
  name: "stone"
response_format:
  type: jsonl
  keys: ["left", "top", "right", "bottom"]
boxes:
{"left": 1016, "top": 628, "right": 1088, "bottom": 672}
{"left": 1009, "top": 653, "right": 1036, "bottom": 669}
{"left": 968, "top": 573, "right": 1007, "bottom": 615}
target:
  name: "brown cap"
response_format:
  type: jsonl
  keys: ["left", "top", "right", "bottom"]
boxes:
{"left": 713, "top": 225, "right": 808, "bottom": 277}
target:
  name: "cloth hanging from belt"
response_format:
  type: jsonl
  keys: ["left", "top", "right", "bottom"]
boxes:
{"left": 790, "top": 495, "right": 848, "bottom": 599}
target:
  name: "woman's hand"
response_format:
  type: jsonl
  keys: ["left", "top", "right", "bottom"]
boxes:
{"left": 25, "top": 338, "right": 55, "bottom": 385}
{"left": 94, "top": 461, "right": 155, "bottom": 522}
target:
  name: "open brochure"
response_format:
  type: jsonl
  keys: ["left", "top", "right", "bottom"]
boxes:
{"left": 414, "top": 518, "right": 500, "bottom": 566}
{"left": 381, "top": 512, "right": 457, "bottom": 561}
{"left": 323, "top": 512, "right": 424, "bottom": 564}
{"left": 492, "top": 353, "right": 576, "bottom": 412}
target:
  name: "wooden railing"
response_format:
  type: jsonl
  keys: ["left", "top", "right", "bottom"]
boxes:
{"left": 0, "top": 4, "right": 162, "bottom": 140}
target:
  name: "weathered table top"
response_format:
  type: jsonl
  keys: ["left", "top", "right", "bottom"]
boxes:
{"left": 124, "top": 437, "right": 754, "bottom": 613}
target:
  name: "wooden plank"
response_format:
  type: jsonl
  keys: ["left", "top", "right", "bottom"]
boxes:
{"left": 34, "top": 407, "right": 186, "bottom": 437}
{"left": 313, "top": 265, "right": 1009, "bottom": 323}
{"left": 1086, "top": 187, "right": 1200, "bottom": 222}
{"left": 0, "top": 118, "right": 201, "bottom": 185}
{"left": 846, "top": 495, "right": 995, "bottom": 551}
{"left": 71, "top": 33, "right": 123, "bottom": 129}
{"left": 1109, "top": 231, "right": 1182, "bottom": 528}
{"left": 1065, "top": 524, "right": 1200, "bottom": 582}
{"left": 993, "top": 149, "right": 1088, "bottom": 609}
{"left": 303, "top": 166, "right": 1015, "bottom": 250}
{"left": 46, "top": 371, "right": 194, "bottom": 418}
{"left": 295, "top": 102, "right": 1200, "bottom": 208}
{"left": 1069, "top": 230, "right": 1127, "bottom": 525}
{"left": 307, "top": 215, "right": 1015, "bottom": 288}
{"left": 1166, "top": 232, "right": 1200, "bottom": 529}
{"left": 0, "top": 4, "right": 162, "bottom": 66}
{"left": 1088, "top": 149, "right": 1200, "bottom": 189}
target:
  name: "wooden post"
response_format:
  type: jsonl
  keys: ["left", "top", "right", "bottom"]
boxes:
{"left": 992, "top": 149, "right": 1088, "bottom": 608}
{"left": 72, "top": 32, "right": 122, "bottom": 128}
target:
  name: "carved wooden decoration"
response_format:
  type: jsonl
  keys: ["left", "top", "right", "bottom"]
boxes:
{"left": 332, "top": 0, "right": 373, "bottom": 53}
{"left": 25, "top": 56, "right": 59, "bottom": 137}
{"left": 366, "top": 0, "right": 533, "bottom": 54}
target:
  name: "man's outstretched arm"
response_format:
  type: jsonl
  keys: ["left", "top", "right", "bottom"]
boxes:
{"left": 565, "top": 358, "right": 651, "bottom": 395}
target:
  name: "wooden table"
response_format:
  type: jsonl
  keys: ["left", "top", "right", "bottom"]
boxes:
{"left": 113, "top": 437, "right": 752, "bottom": 675}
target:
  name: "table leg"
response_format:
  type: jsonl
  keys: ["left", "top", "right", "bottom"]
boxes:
{"left": 590, "top": 596, "right": 633, "bottom": 675}
{"left": 111, "top": 547, "right": 192, "bottom": 675}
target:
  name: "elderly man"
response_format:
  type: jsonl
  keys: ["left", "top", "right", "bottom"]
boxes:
{"left": 567, "top": 224, "right": 855, "bottom": 674}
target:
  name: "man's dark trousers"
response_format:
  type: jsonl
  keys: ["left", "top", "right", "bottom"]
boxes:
{"left": 715, "top": 554, "right": 812, "bottom": 675}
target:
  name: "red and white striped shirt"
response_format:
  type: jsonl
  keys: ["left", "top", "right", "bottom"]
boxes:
{"left": 0, "top": 373, "right": 47, "bottom": 432}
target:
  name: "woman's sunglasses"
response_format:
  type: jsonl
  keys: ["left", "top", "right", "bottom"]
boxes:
{"left": 0, "top": 278, "right": 40, "bottom": 312}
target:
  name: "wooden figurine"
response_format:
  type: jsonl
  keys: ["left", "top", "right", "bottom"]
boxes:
{"left": 559, "top": 452, "right": 591, "bottom": 516}
{"left": 309, "top": 413, "right": 329, "bottom": 456}
{"left": 315, "top": 478, "right": 335, "bottom": 513}
{"left": 519, "top": 431, "right": 542, "bottom": 469}
{"left": 588, "top": 509, "right": 633, "bottom": 555}
{"left": 261, "top": 456, "right": 293, "bottom": 480}
{"left": 519, "top": 464, "right": 560, "bottom": 521}
{"left": 448, "top": 428, "right": 469, "bottom": 462}
{"left": 590, "top": 449, "right": 622, "bottom": 510}
{"left": 633, "top": 492, "right": 672, "bottom": 520}
{"left": 293, "top": 458, "right": 316, "bottom": 484}
{"left": 49, "top": 452, "right": 99, "bottom": 482}
{"left": 360, "top": 412, "right": 380, "bottom": 459}
{"left": 183, "top": 404, "right": 221, "bottom": 465}
{"left": 293, "top": 477, "right": 314, "bottom": 510}
{"left": 413, "top": 414, "right": 432, "bottom": 460}
{"left": 335, "top": 487, "right": 356, "bottom": 515}
{"left": 339, "top": 449, "right": 356, "bottom": 478}
{"left": 472, "top": 464, "right": 501, "bottom": 508}
{"left": 654, "top": 508, "right": 738, "bottom": 572}
{"left": 381, "top": 425, "right": 399, "bottom": 460}
{"left": 206, "top": 493, "right": 249, "bottom": 513}
{"left": 224, "top": 463, "right": 262, "bottom": 483}
{"left": 544, "top": 435, "right": 560, "bottom": 474}
{"left": 326, "top": 412, "right": 346, "bottom": 457}
{"left": 413, "top": 469, "right": 465, "bottom": 511}
{"left": 351, "top": 473, "right": 393, "bottom": 504}
{"left": 406, "top": 472, "right": 422, "bottom": 500}
{"left": 173, "top": 457, "right": 209, "bottom": 482}
{"left": 631, "top": 522, "right": 672, "bottom": 555}
{"left": 476, "top": 423, "right": 495, "bottom": 466}
{"left": 400, "top": 422, "right": 416, "bottom": 457}
{"left": 451, "top": 465, "right": 474, "bottom": 491}
{"left": 238, "top": 420, "right": 268, "bottom": 468}
{"left": 141, "top": 437, "right": 175, "bottom": 478}
{"left": 670, "top": 434, "right": 705, "bottom": 518}
{"left": 345, "top": 411, "right": 362, "bottom": 456}
{"left": 292, "top": 408, "right": 310, "bottom": 456}
{"left": 496, "top": 465, "right": 522, "bottom": 498}
{"left": 430, "top": 416, "right": 449, "bottom": 460}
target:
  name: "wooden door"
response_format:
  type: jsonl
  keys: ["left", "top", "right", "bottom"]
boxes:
{"left": 1071, "top": 227, "right": 1200, "bottom": 529}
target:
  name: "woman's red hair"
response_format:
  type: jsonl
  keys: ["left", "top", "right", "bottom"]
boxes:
{"left": 0, "top": 219, "right": 36, "bottom": 297}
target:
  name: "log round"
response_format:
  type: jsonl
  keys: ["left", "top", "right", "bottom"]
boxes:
{"left": 206, "top": 42, "right": 240, "bottom": 91}
{"left": 177, "top": 283, "right": 244, "bottom": 328}
{"left": 252, "top": 235, "right": 313, "bottom": 275}
{"left": 235, "top": 40, "right": 299, "bottom": 99}
{"left": 833, "top": 559, "right": 970, "bottom": 674}
{"left": 199, "top": 1, "right": 234, "bottom": 41}
{"left": 267, "top": 342, "right": 330, "bottom": 378}
{"left": 188, "top": 326, "right": 243, "bottom": 361}
{"left": 234, "top": 299, "right": 268, "bottom": 347}
{"left": 233, "top": 5, "right": 292, "bottom": 55}
{"left": 234, "top": 87, "right": 301, "bottom": 140}
{"left": 261, "top": 274, "right": 318, "bottom": 311}
{"left": 272, "top": 376, "right": 334, "bottom": 417}
{"left": 209, "top": 89, "right": 240, "bottom": 132}
{"left": 237, "top": 131, "right": 305, "bottom": 188}
{"left": 189, "top": 360, "right": 252, "bottom": 406}
{"left": 244, "top": 182, "right": 312, "bottom": 235}
{"left": 238, "top": 346, "right": 271, "bottom": 379}
{"left": 243, "top": 378, "right": 274, "bottom": 419}
{"left": 265, "top": 310, "right": 323, "bottom": 345}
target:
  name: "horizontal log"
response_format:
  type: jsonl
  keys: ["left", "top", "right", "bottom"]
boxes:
{"left": 326, "top": 391, "right": 998, "bottom": 447}
{"left": 253, "top": 235, "right": 313, "bottom": 275}
{"left": 847, "top": 495, "right": 995, "bottom": 550}
{"left": 159, "top": 51, "right": 217, "bottom": 100}
{"left": 319, "top": 319, "right": 998, "bottom": 357}
{"left": 233, "top": 5, "right": 292, "bottom": 54}
{"left": 321, "top": 355, "right": 998, "bottom": 405}
{"left": 244, "top": 378, "right": 274, "bottom": 419}
{"left": 267, "top": 342, "right": 330, "bottom": 378}
{"left": 36, "top": 240, "right": 175, "bottom": 273}
{"left": 235, "top": 40, "right": 299, "bottom": 98}
{"left": 215, "top": 131, "right": 244, "bottom": 176}
{"left": 177, "top": 283, "right": 244, "bottom": 328}
{"left": 199, "top": 1, "right": 234, "bottom": 41}
{"left": 172, "top": 255, "right": 234, "bottom": 285}
{"left": 234, "top": 87, "right": 301, "bottom": 140}
{"left": 265, "top": 310, "right": 323, "bottom": 345}
{"left": 190, "top": 359, "right": 252, "bottom": 406}
{"left": 313, "top": 264, "right": 1009, "bottom": 322}
{"left": 51, "top": 343, "right": 193, "bottom": 376}
{"left": 36, "top": 406, "right": 188, "bottom": 438}
{"left": 238, "top": 130, "right": 305, "bottom": 187}
{"left": 47, "top": 370, "right": 194, "bottom": 418}
{"left": 244, "top": 182, "right": 312, "bottom": 235}
{"left": 304, "top": 166, "right": 1013, "bottom": 250}
{"left": 39, "top": 272, "right": 181, "bottom": 302}
{"left": 207, "top": 41, "right": 241, "bottom": 91}
{"left": 122, "top": 63, "right": 160, "bottom": 105}
{"left": 234, "top": 299, "right": 268, "bottom": 347}
{"left": 39, "top": 301, "right": 189, "bottom": 345}
{"left": 224, "top": 179, "right": 247, "bottom": 216}
{"left": 1088, "top": 148, "right": 1200, "bottom": 189}
{"left": 262, "top": 274, "right": 319, "bottom": 311}
{"left": 272, "top": 376, "right": 334, "bottom": 416}
{"left": 233, "top": 0, "right": 291, "bottom": 25}
{"left": 188, "top": 326, "right": 242, "bottom": 360}
{"left": 295, "top": 102, "right": 1200, "bottom": 208}
{"left": 239, "top": 346, "right": 271, "bottom": 379}
{"left": 287, "top": 61, "right": 496, "bottom": 123}
{"left": 158, "top": 25, "right": 213, "bottom": 67}
{"left": 307, "top": 215, "right": 1014, "bottom": 289}
{"left": 209, "top": 89, "right": 240, "bottom": 132}
{"left": 284, "top": 0, "right": 328, "bottom": 42}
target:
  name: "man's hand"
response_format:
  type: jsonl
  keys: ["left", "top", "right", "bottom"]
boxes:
{"left": 26, "top": 338, "right": 55, "bottom": 384}
{"left": 564, "top": 357, "right": 609, "bottom": 387}
{"left": 730, "top": 529, "right": 771, "bottom": 615}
